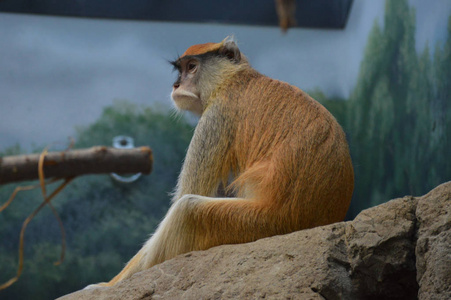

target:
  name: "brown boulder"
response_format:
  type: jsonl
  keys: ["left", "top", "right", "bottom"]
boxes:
{"left": 59, "top": 182, "right": 450, "bottom": 300}
{"left": 416, "top": 182, "right": 451, "bottom": 299}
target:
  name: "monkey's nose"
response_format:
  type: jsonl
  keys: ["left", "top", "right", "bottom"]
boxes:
{"left": 173, "top": 83, "right": 180, "bottom": 89}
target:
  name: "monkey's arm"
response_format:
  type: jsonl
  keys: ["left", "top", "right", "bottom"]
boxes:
{"left": 86, "top": 105, "right": 236, "bottom": 288}
{"left": 173, "top": 104, "right": 234, "bottom": 200}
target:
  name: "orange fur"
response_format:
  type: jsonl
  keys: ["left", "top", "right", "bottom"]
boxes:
{"left": 181, "top": 41, "right": 224, "bottom": 57}
{"left": 88, "top": 39, "right": 354, "bottom": 288}
{"left": 216, "top": 69, "right": 354, "bottom": 231}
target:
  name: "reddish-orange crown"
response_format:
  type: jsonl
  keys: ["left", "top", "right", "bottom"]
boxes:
{"left": 181, "top": 40, "right": 225, "bottom": 58}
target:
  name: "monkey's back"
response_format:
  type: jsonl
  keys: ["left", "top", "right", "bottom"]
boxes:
{"left": 224, "top": 70, "right": 354, "bottom": 230}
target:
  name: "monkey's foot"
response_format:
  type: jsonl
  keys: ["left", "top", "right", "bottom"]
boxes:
{"left": 83, "top": 282, "right": 110, "bottom": 290}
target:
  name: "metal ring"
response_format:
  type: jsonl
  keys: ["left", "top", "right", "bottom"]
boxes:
{"left": 110, "top": 135, "right": 142, "bottom": 183}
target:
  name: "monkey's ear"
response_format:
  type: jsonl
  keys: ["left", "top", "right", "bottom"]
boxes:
{"left": 219, "top": 41, "right": 241, "bottom": 63}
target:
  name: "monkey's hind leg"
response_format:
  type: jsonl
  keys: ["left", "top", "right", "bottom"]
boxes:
{"left": 92, "top": 194, "right": 280, "bottom": 287}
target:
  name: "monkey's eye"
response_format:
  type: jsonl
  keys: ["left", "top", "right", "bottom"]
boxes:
{"left": 187, "top": 62, "right": 198, "bottom": 73}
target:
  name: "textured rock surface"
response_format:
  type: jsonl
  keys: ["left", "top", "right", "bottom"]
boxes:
{"left": 59, "top": 182, "right": 450, "bottom": 300}
{"left": 415, "top": 182, "right": 451, "bottom": 299}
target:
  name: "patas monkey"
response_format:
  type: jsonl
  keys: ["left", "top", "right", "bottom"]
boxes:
{"left": 91, "top": 37, "right": 354, "bottom": 287}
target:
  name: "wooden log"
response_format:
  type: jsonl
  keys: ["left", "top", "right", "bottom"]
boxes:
{"left": 0, "top": 146, "right": 153, "bottom": 184}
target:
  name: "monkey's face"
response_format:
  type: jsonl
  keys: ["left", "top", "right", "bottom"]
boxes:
{"left": 170, "top": 58, "right": 203, "bottom": 115}
{"left": 170, "top": 39, "right": 244, "bottom": 116}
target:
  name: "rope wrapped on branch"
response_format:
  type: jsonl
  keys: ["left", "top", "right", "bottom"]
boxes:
{"left": 0, "top": 146, "right": 153, "bottom": 289}
{"left": 0, "top": 146, "right": 153, "bottom": 185}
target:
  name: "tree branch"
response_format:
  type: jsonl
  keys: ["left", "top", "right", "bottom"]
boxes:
{"left": 0, "top": 146, "right": 153, "bottom": 185}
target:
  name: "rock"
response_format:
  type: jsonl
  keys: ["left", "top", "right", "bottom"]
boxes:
{"left": 58, "top": 182, "right": 451, "bottom": 300}
{"left": 415, "top": 182, "right": 451, "bottom": 299}
{"left": 343, "top": 195, "right": 419, "bottom": 299}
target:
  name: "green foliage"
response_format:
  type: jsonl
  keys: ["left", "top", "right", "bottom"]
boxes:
{"left": 0, "top": 101, "right": 193, "bottom": 299}
{"left": 318, "top": 0, "right": 451, "bottom": 216}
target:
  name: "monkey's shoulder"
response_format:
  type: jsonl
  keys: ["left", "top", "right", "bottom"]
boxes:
{"left": 251, "top": 76, "right": 323, "bottom": 107}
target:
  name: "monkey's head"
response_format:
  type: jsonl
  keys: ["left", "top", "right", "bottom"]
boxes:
{"left": 170, "top": 37, "right": 246, "bottom": 115}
